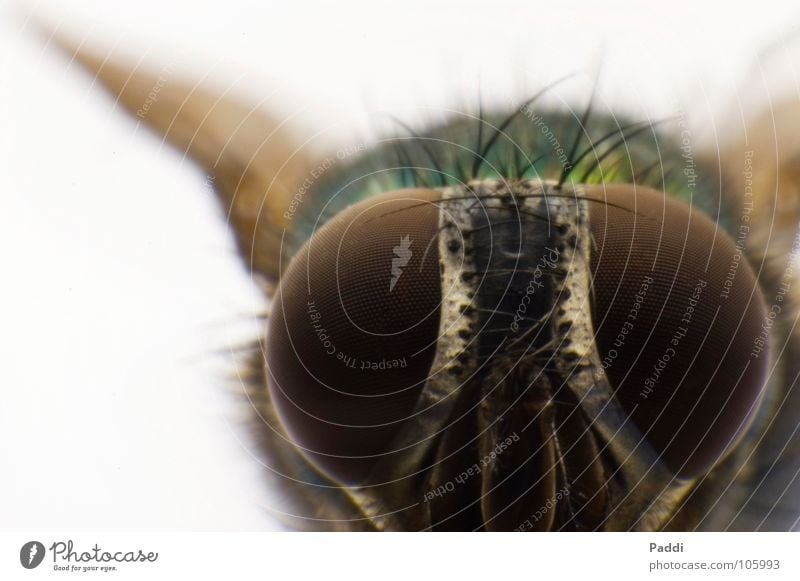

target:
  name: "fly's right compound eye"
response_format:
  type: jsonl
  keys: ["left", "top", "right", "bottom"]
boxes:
{"left": 266, "top": 189, "right": 444, "bottom": 485}
{"left": 586, "top": 185, "right": 769, "bottom": 478}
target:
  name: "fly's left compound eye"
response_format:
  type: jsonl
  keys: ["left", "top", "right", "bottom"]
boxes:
{"left": 266, "top": 189, "right": 443, "bottom": 485}
{"left": 587, "top": 185, "right": 769, "bottom": 478}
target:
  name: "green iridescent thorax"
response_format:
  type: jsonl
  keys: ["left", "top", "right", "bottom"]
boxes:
{"left": 287, "top": 108, "right": 723, "bottom": 255}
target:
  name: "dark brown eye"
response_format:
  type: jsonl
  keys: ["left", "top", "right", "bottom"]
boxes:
{"left": 266, "top": 189, "right": 443, "bottom": 485}
{"left": 587, "top": 185, "right": 768, "bottom": 478}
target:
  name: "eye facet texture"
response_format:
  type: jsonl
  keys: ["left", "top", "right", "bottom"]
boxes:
{"left": 586, "top": 185, "right": 768, "bottom": 478}
{"left": 267, "top": 189, "right": 443, "bottom": 484}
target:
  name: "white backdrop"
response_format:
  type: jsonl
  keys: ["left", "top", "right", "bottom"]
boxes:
{"left": 2, "top": 0, "right": 800, "bottom": 531}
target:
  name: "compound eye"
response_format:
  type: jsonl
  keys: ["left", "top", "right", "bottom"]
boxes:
{"left": 266, "top": 189, "right": 443, "bottom": 485}
{"left": 587, "top": 185, "right": 768, "bottom": 478}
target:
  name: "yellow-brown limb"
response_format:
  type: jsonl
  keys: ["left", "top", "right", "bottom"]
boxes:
{"left": 46, "top": 30, "right": 312, "bottom": 285}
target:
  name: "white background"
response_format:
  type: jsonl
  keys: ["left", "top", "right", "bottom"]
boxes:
{"left": 2, "top": 0, "right": 800, "bottom": 531}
